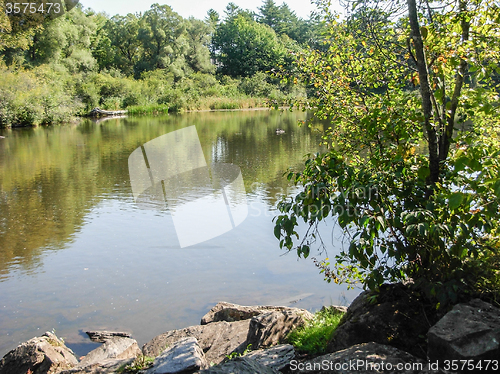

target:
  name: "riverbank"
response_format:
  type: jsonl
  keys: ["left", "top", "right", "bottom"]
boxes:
{"left": 1, "top": 286, "right": 499, "bottom": 374}
{"left": 0, "top": 64, "right": 302, "bottom": 129}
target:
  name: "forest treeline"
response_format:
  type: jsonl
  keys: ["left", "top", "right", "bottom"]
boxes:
{"left": 0, "top": 1, "right": 324, "bottom": 127}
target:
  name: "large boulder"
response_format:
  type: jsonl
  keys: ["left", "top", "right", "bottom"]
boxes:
{"left": 428, "top": 298, "right": 500, "bottom": 361}
{"left": 294, "top": 342, "right": 435, "bottom": 373}
{"left": 327, "top": 284, "right": 440, "bottom": 359}
{"left": 244, "top": 344, "right": 295, "bottom": 371}
{"left": 246, "top": 309, "right": 312, "bottom": 349}
{"left": 201, "top": 302, "right": 313, "bottom": 325}
{"left": 0, "top": 331, "right": 78, "bottom": 374}
{"left": 78, "top": 337, "right": 141, "bottom": 367}
{"left": 146, "top": 337, "right": 208, "bottom": 374}
{"left": 195, "top": 356, "right": 279, "bottom": 374}
{"left": 142, "top": 320, "right": 250, "bottom": 365}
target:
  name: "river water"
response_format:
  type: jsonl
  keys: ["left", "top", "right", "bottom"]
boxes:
{"left": 0, "top": 110, "right": 359, "bottom": 357}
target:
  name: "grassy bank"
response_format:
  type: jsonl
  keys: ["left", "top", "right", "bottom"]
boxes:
{"left": 0, "top": 65, "right": 303, "bottom": 128}
{"left": 286, "top": 307, "right": 344, "bottom": 355}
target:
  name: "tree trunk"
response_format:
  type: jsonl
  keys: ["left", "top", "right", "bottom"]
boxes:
{"left": 407, "top": 0, "right": 440, "bottom": 186}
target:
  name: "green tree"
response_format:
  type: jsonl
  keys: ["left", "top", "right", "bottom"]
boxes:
{"left": 0, "top": 3, "right": 37, "bottom": 54}
{"left": 213, "top": 14, "right": 287, "bottom": 77}
{"left": 258, "top": 0, "right": 282, "bottom": 31}
{"left": 89, "top": 11, "right": 115, "bottom": 72}
{"left": 27, "top": 5, "right": 97, "bottom": 72}
{"left": 102, "top": 13, "right": 142, "bottom": 75}
{"left": 136, "top": 3, "right": 187, "bottom": 77}
{"left": 274, "top": 0, "right": 500, "bottom": 305}
{"left": 185, "top": 18, "right": 216, "bottom": 74}
{"left": 257, "top": 0, "right": 314, "bottom": 45}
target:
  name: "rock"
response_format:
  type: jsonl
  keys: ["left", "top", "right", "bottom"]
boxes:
{"left": 294, "top": 342, "right": 434, "bottom": 373}
{"left": 146, "top": 337, "right": 208, "bottom": 374}
{"left": 78, "top": 337, "right": 141, "bottom": 367}
{"left": 244, "top": 344, "right": 295, "bottom": 371}
{"left": 428, "top": 298, "right": 500, "bottom": 361}
{"left": 143, "top": 320, "right": 250, "bottom": 365}
{"left": 201, "top": 302, "right": 265, "bottom": 325}
{"left": 327, "top": 284, "right": 439, "bottom": 359}
{"left": 246, "top": 309, "right": 312, "bottom": 349}
{"left": 201, "top": 302, "right": 314, "bottom": 325}
{"left": 85, "top": 331, "right": 131, "bottom": 343}
{"left": 0, "top": 331, "right": 78, "bottom": 374}
{"left": 59, "top": 358, "right": 134, "bottom": 374}
{"left": 319, "top": 305, "right": 347, "bottom": 314}
{"left": 196, "top": 356, "right": 279, "bottom": 374}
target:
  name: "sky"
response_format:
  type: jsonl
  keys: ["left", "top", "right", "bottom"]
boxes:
{"left": 79, "top": 1, "right": 321, "bottom": 20}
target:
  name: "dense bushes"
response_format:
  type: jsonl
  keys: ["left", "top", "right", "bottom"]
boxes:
{"left": 0, "top": 65, "right": 82, "bottom": 127}
{"left": 0, "top": 64, "right": 305, "bottom": 127}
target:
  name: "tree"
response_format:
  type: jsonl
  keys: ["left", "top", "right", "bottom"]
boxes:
{"left": 185, "top": 18, "right": 216, "bottom": 74}
{"left": 274, "top": 0, "right": 500, "bottom": 305}
{"left": 101, "top": 14, "right": 142, "bottom": 75}
{"left": 27, "top": 5, "right": 98, "bottom": 72}
{"left": 136, "top": 3, "right": 187, "bottom": 77}
{"left": 212, "top": 13, "right": 287, "bottom": 77}
{"left": 258, "top": 0, "right": 282, "bottom": 31}
{"left": 0, "top": 4, "right": 37, "bottom": 54}
{"left": 257, "top": 0, "right": 315, "bottom": 45}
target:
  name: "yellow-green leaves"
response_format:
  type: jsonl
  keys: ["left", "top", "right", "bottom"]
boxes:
{"left": 273, "top": 0, "right": 500, "bottom": 307}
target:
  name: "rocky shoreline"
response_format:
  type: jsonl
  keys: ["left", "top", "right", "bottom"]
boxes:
{"left": 1, "top": 287, "right": 499, "bottom": 374}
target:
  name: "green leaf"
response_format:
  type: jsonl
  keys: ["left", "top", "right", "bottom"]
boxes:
{"left": 420, "top": 26, "right": 428, "bottom": 39}
{"left": 417, "top": 166, "right": 430, "bottom": 180}
{"left": 448, "top": 192, "right": 464, "bottom": 210}
{"left": 274, "top": 225, "right": 281, "bottom": 240}
{"left": 494, "top": 180, "right": 500, "bottom": 199}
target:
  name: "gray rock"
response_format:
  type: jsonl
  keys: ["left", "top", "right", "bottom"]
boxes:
{"left": 246, "top": 309, "right": 312, "bottom": 349}
{"left": 85, "top": 331, "right": 132, "bottom": 343}
{"left": 147, "top": 337, "right": 208, "bottom": 374}
{"left": 78, "top": 337, "right": 141, "bottom": 367}
{"left": 201, "top": 302, "right": 314, "bottom": 325}
{"left": 428, "top": 298, "right": 500, "bottom": 361}
{"left": 0, "top": 331, "right": 78, "bottom": 374}
{"left": 244, "top": 344, "right": 295, "bottom": 371}
{"left": 59, "top": 358, "right": 134, "bottom": 374}
{"left": 327, "top": 285, "right": 435, "bottom": 359}
{"left": 195, "top": 356, "right": 279, "bottom": 374}
{"left": 143, "top": 320, "right": 250, "bottom": 365}
{"left": 319, "top": 305, "right": 347, "bottom": 314}
{"left": 295, "top": 342, "right": 434, "bottom": 373}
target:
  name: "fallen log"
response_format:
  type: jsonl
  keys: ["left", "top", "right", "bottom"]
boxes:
{"left": 88, "top": 107, "right": 128, "bottom": 117}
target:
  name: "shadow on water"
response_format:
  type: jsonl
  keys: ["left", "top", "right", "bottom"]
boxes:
{"left": 66, "top": 331, "right": 102, "bottom": 359}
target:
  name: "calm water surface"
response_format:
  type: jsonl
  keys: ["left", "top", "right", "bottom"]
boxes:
{"left": 0, "top": 110, "right": 359, "bottom": 356}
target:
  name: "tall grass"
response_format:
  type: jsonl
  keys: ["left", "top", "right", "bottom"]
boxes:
{"left": 286, "top": 307, "right": 344, "bottom": 355}
{"left": 126, "top": 104, "right": 170, "bottom": 115}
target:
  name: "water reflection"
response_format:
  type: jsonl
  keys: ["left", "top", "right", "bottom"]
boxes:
{"left": 0, "top": 110, "right": 359, "bottom": 357}
{"left": 129, "top": 126, "right": 248, "bottom": 247}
